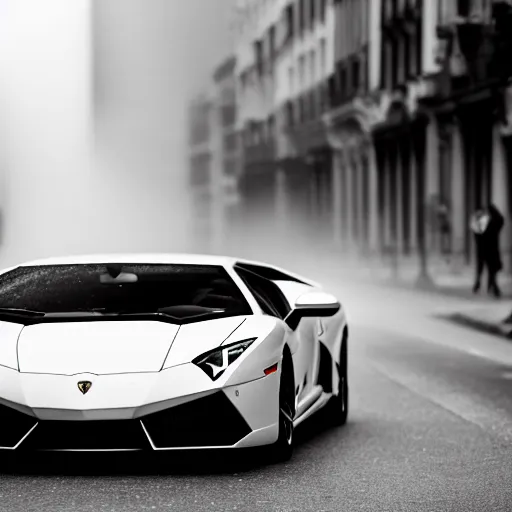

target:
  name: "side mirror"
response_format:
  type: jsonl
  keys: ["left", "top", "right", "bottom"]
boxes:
{"left": 284, "top": 291, "right": 340, "bottom": 330}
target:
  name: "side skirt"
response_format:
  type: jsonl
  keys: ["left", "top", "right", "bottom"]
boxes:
{"left": 293, "top": 392, "right": 331, "bottom": 429}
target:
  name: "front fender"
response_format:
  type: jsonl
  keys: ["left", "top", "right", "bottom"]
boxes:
{"left": 223, "top": 317, "right": 286, "bottom": 386}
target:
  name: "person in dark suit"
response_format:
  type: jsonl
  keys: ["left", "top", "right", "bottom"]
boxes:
{"left": 484, "top": 204, "right": 504, "bottom": 297}
{"left": 471, "top": 204, "right": 504, "bottom": 297}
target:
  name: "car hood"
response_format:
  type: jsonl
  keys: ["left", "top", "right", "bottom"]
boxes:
{"left": 16, "top": 317, "right": 247, "bottom": 375}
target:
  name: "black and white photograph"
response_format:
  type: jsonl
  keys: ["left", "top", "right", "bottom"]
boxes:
{"left": 1, "top": 0, "right": 512, "bottom": 510}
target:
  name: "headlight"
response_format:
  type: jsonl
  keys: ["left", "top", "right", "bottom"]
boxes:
{"left": 192, "top": 338, "right": 256, "bottom": 381}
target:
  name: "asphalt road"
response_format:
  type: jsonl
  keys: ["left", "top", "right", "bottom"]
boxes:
{"left": 1, "top": 277, "right": 512, "bottom": 511}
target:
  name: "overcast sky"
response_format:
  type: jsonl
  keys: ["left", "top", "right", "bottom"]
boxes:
{"left": 0, "top": 0, "right": 236, "bottom": 265}
{"left": 176, "top": 0, "right": 235, "bottom": 98}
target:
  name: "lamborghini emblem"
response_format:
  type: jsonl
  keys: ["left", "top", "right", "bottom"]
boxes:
{"left": 77, "top": 381, "right": 92, "bottom": 395}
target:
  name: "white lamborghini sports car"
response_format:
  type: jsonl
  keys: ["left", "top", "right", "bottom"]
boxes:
{"left": 0, "top": 254, "right": 348, "bottom": 461}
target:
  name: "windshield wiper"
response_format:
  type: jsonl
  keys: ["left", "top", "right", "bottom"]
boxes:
{"left": 0, "top": 307, "right": 45, "bottom": 317}
{"left": 112, "top": 308, "right": 228, "bottom": 320}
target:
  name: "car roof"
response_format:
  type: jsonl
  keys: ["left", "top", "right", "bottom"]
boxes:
{"left": 18, "top": 253, "right": 236, "bottom": 267}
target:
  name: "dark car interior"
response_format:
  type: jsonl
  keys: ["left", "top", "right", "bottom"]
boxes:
{"left": 0, "top": 264, "right": 253, "bottom": 321}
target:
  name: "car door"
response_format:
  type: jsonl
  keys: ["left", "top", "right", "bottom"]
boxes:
{"left": 271, "top": 279, "right": 323, "bottom": 410}
{"left": 233, "top": 265, "right": 322, "bottom": 415}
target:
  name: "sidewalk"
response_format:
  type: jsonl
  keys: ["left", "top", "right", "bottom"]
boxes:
{"left": 223, "top": 238, "right": 512, "bottom": 341}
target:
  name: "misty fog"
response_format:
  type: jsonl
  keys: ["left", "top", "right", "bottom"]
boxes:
{"left": 0, "top": 0, "right": 235, "bottom": 267}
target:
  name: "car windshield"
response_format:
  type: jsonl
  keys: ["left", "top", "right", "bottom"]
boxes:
{"left": 0, "top": 263, "right": 252, "bottom": 320}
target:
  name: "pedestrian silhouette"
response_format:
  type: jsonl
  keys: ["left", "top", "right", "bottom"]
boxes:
{"left": 470, "top": 204, "right": 504, "bottom": 297}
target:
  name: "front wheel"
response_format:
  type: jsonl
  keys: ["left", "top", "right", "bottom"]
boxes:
{"left": 271, "top": 358, "right": 295, "bottom": 462}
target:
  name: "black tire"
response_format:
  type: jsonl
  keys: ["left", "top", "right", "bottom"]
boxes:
{"left": 325, "top": 330, "right": 349, "bottom": 427}
{"left": 271, "top": 353, "right": 295, "bottom": 463}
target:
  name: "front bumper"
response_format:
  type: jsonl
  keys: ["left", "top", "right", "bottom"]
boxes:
{"left": 0, "top": 365, "right": 280, "bottom": 452}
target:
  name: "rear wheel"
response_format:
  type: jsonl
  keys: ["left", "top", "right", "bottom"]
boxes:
{"left": 326, "top": 330, "right": 348, "bottom": 426}
{"left": 271, "top": 353, "right": 295, "bottom": 462}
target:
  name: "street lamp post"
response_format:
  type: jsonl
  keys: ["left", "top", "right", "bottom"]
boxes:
{"left": 415, "top": 119, "right": 434, "bottom": 289}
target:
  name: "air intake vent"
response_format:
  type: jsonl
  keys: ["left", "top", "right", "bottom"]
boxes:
{"left": 141, "top": 392, "right": 251, "bottom": 448}
{"left": 0, "top": 403, "right": 37, "bottom": 449}
{"left": 22, "top": 420, "right": 150, "bottom": 451}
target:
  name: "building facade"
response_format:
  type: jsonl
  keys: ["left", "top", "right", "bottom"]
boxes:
{"left": 234, "top": 0, "right": 279, "bottom": 237}
{"left": 420, "top": 0, "right": 512, "bottom": 276}
{"left": 233, "top": 0, "right": 337, "bottom": 246}
{"left": 188, "top": 94, "right": 214, "bottom": 251}
{"left": 324, "top": 0, "right": 512, "bottom": 283}
{"left": 275, "top": 0, "right": 337, "bottom": 243}
{"left": 211, "top": 56, "right": 242, "bottom": 244}
{"left": 369, "top": 0, "right": 434, "bottom": 281}
{"left": 229, "top": 0, "right": 512, "bottom": 283}
{"left": 368, "top": 0, "right": 512, "bottom": 280}
{"left": 324, "top": 0, "right": 380, "bottom": 256}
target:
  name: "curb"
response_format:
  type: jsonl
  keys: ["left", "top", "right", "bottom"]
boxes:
{"left": 442, "top": 313, "right": 512, "bottom": 339}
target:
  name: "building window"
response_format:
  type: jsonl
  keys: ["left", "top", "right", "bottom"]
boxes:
{"left": 416, "top": 19, "right": 423, "bottom": 77}
{"left": 222, "top": 105, "right": 236, "bottom": 128}
{"left": 269, "top": 25, "right": 276, "bottom": 61}
{"left": 299, "top": 55, "right": 306, "bottom": 90}
{"left": 310, "top": 0, "right": 316, "bottom": 27}
{"left": 310, "top": 50, "right": 316, "bottom": 86}
{"left": 362, "top": 46, "right": 369, "bottom": 92}
{"left": 393, "top": 38, "right": 400, "bottom": 88}
{"left": 310, "top": 88, "right": 316, "bottom": 119}
{"left": 336, "top": 62, "right": 347, "bottom": 101}
{"left": 223, "top": 132, "right": 237, "bottom": 153}
{"left": 457, "top": 0, "right": 471, "bottom": 17}
{"left": 342, "top": 66, "right": 347, "bottom": 99}
{"left": 319, "top": 0, "right": 327, "bottom": 23}
{"left": 299, "top": 0, "right": 306, "bottom": 34}
{"left": 268, "top": 115, "right": 275, "bottom": 140}
{"left": 328, "top": 73, "right": 336, "bottom": 107}
{"left": 398, "top": 37, "right": 405, "bottom": 84}
{"left": 224, "top": 160, "right": 237, "bottom": 177}
{"left": 252, "top": 123, "right": 260, "bottom": 145}
{"left": 362, "top": 0, "right": 369, "bottom": 42}
{"left": 320, "top": 38, "right": 326, "bottom": 78}
{"left": 289, "top": 66, "right": 295, "bottom": 95}
{"left": 287, "top": 100, "right": 295, "bottom": 127}
{"left": 285, "top": 4, "right": 294, "bottom": 43}
{"left": 352, "top": 58, "right": 360, "bottom": 94}
{"left": 254, "top": 40, "right": 264, "bottom": 77}
{"left": 385, "top": 0, "right": 394, "bottom": 21}
{"left": 380, "top": 33, "right": 386, "bottom": 89}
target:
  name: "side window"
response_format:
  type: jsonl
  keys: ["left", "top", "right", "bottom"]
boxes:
{"left": 250, "top": 288, "right": 278, "bottom": 317}
{"left": 234, "top": 267, "right": 291, "bottom": 319}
